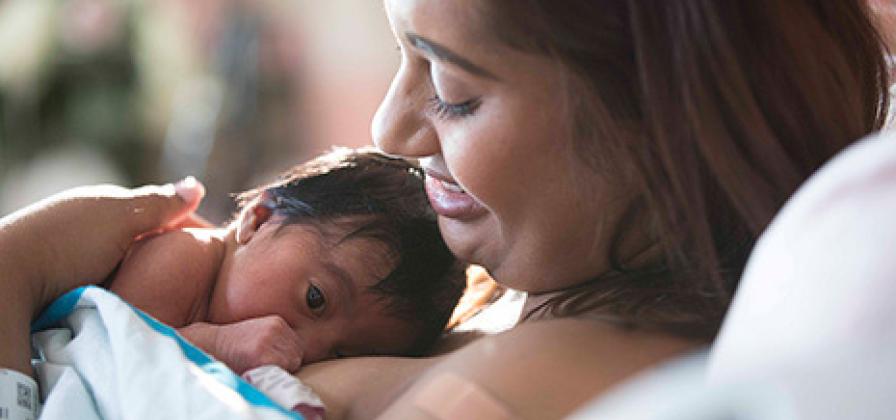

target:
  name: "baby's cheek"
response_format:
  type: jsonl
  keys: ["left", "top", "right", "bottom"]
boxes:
{"left": 297, "top": 339, "right": 332, "bottom": 365}
{"left": 214, "top": 277, "right": 279, "bottom": 323}
{"left": 232, "top": 286, "right": 294, "bottom": 322}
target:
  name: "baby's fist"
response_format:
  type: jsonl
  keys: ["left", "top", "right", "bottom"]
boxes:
{"left": 214, "top": 316, "right": 304, "bottom": 374}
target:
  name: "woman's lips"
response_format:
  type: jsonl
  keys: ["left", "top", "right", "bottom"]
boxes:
{"left": 423, "top": 171, "right": 487, "bottom": 220}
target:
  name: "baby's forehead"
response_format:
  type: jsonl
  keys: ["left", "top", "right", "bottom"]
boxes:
{"left": 276, "top": 218, "right": 398, "bottom": 282}
{"left": 315, "top": 218, "right": 394, "bottom": 253}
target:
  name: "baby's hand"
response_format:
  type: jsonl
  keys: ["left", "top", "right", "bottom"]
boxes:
{"left": 180, "top": 316, "right": 304, "bottom": 374}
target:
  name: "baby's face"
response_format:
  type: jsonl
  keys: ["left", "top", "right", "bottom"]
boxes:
{"left": 209, "top": 219, "right": 418, "bottom": 364}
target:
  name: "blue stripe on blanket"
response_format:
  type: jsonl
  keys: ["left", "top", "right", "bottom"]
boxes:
{"left": 33, "top": 286, "right": 304, "bottom": 420}
{"left": 31, "top": 286, "right": 86, "bottom": 332}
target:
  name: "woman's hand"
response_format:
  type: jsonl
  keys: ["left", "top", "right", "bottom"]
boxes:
{"left": 0, "top": 177, "right": 205, "bottom": 374}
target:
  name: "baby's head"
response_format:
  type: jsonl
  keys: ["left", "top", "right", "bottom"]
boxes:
{"left": 213, "top": 147, "right": 465, "bottom": 364}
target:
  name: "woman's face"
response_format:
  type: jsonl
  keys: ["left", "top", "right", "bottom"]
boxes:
{"left": 374, "top": 0, "right": 632, "bottom": 292}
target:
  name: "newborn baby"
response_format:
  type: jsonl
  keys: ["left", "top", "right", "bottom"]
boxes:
{"left": 106, "top": 148, "right": 465, "bottom": 374}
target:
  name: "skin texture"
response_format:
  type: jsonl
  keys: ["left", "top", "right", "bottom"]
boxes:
{"left": 0, "top": 180, "right": 205, "bottom": 376}
{"left": 298, "top": 319, "right": 697, "bottom": 420}
{"left": 0, "top": 171, "right": 696, "bottom": 420}
{"left": 372, "top": 0, "right": 639, "bottom": 294}
{"left": 870, "top": 0, "right": 896, "bottom": 51}
{"left": 108, "top": 229, "right": 225, "bottom": 327}
{"left": 292, "top": 0, "right": 703, "bottom": 418}
{"left": 106, "top": 200, "right": 417, "bottom": 373}
{"left": 0, "top": 0, "right": 702, "bottom": 417}
{"left": 211, "top": 213, "right": 418, "bottom": 363}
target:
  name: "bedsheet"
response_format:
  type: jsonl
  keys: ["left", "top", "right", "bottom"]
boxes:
{"left": 30, "top": 286, "right": 303, "bottom": 420}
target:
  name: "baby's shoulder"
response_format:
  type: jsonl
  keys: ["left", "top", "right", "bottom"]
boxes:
{"left": 139, "top": 228, "right": 219, "bottom": 251}
{"left": 107, "top": 228, "right": 226, "bottom": 325}
{"left": 125, "top": 229, "right": 224, "bottom": 285}
{"left": 127, "top": 229, "right": 223, "bottom": 267}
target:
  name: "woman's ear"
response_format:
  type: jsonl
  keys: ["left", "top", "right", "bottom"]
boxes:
{"left": 236, "top": 199, "right": 274, "bottom": 244}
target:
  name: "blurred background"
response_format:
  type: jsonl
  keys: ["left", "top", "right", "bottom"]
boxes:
{"left": 0, "top": 0, "right": 398, "bottom": 223}
{"left": 1, "top": 0, "right": 894, "bottom": 223}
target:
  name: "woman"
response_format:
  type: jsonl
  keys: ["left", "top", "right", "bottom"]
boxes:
{"left": 1, "top": 1, "right": 891, "bottom": 418}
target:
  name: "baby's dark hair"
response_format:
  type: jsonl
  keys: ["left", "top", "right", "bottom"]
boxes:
{"left": 237, "top": 147, "right": 466, "bottom": 355}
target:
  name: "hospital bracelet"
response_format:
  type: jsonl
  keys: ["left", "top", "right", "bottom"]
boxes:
{"left": 0, "top": 369, "right": 39, "bottom": 420}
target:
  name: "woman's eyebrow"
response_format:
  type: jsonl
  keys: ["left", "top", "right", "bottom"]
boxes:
{"left": 404, "top": 32, "right": 499, "bottom": 80}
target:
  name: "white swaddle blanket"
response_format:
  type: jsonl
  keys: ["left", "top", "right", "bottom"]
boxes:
{"left": 30, "top": 286, "right": 306, "bottom": 420}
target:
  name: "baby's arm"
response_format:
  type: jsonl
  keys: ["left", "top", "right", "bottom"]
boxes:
{"left": 107, "top": 229, "right": 220, "bottom": 327}
{"left": 178, "top": 316, "right": 304, "bottom": 374}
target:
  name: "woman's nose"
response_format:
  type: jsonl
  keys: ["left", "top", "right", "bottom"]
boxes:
{"left": 372, "top": 66, "right": 440, "bottom": 158}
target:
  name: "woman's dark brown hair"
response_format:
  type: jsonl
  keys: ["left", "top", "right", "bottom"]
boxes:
{"left": 479, "top": 1, "right": 892, "bottom": 339}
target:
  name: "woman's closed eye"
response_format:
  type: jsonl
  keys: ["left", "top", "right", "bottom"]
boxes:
{"left": 306, "top": 284, "right": 327, "bottom": 314}
{"left": 428, "top": 95, "right": 481, "bottom": 120}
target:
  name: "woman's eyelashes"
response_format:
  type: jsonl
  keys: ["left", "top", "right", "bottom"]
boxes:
{"left": 305, "top": 283, "right": 327, "bottom": 314}
{"left": 428, "top": 95, "right": 481, "bottom": 120}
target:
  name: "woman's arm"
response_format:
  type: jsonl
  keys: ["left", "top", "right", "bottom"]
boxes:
{"left": 299, "top": 318, "right": 700, "bottom": 420}
{"left": 0, "top": 179, "right": 205, "bottom": 375}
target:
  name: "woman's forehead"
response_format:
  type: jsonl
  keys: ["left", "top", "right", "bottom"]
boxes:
{"left": 385, "top": 0, "right": 495, "bottom": 57}
{"left": 384, "top": 0, "right": 564, "bottom": 86}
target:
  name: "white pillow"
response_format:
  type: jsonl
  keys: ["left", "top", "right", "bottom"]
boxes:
{"left": 570, "top": 130, "right": 896, "bottom": 419}
{"left": 706, "top": 130, "right": 896, "bottom": 418}
{"left": 709, "top": 130, "right": 896, "bottom": 379}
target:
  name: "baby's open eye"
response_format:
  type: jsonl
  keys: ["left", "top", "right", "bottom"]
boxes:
{"left": 306, "top": 284, "right": 326, "bottom": 312}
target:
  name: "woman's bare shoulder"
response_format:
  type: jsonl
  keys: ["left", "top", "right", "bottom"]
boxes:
{"left": 378, "top": 318, "right": 699, "bottom": 419}
{"left": 303, "top": 318, "right": 700, "bottom": 420}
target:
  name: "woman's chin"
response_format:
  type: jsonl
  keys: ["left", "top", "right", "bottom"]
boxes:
{"left": 437, "top": 214, "right": 498, "bottom": 269}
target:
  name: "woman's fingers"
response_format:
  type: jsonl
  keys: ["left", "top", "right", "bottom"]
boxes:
{"left": 0, "top": 178, "right": 205, "bottom": 374}
{"left": 0, "top": 178, "right": 207, "bottom": 309}
{"left": 124, "top": 177, "right": 206, "bottom": 234}
{"left": 49, "top": 177, "right": 205, "bottom": 236}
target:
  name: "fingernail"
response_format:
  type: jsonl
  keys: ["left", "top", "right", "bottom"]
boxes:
{"left": 174, "top": 176, "right": 203, "bottom": 202}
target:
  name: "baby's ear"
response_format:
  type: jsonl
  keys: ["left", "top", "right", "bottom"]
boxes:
{"left": 236, "top": 198, "right": 274, "bottom": 244}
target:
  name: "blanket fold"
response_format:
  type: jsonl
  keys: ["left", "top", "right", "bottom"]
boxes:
{"left": 31, "top": 286, "right": 303, "bottom": 420}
